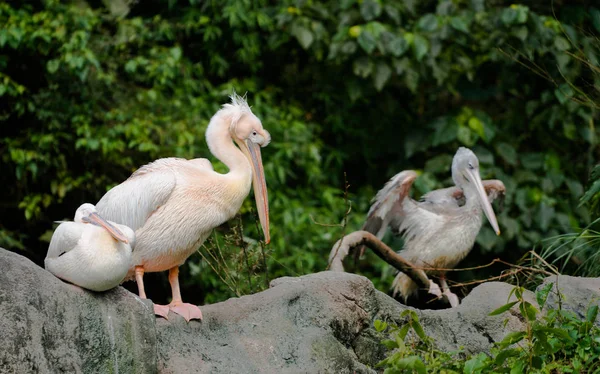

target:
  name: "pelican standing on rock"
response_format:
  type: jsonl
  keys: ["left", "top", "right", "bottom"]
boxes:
{"left": 361, "top": 147, "right": 504, "bottom": 307}
{"left": 95, "top": 94, "right": 271, "bottom": 321}
{"left": 45, "top": 203, "right": 135, "bottom": 292}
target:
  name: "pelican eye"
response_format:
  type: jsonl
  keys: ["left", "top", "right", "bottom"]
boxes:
{"left": 252, "top": 131, "right": 257, "bottom": 136}
{"left": 468, "top": 162, "right": 474, "bottom": 170}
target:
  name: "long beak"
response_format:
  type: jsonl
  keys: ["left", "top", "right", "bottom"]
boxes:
{"left": 244, "top": 140, "right": 270, "bottom": 244}
{"left": 83, "top": 212, "right": 129, "bottom": 243}
{"left": 466, "top": 169, "right": 501, "bottom": 235}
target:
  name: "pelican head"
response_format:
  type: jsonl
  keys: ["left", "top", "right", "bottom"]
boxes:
{"left": 451, "top": 147, "right": 501, "bottom": 235}
{"left": 225, "top": 93, "right": 271, "bottom": 244}
{"left": 74, "top": 203, "right": 129, "bottom": 243}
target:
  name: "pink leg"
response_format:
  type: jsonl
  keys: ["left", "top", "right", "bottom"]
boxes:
{"left": 439, "top": 274, "right": 460, "bottom": 308}
{"left": 136, "top": 265, "right": 169, "bottom": 319}
{"left": 167, "top": 267, "right": 203, "bottom": 322}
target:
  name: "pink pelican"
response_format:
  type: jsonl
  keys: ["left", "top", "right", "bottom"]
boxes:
{"left": 45, "top": 203, "right": 135, "bottom": 292}
{"left": 95, "top": 94, "right": 270, "bottom": 321}
{"left": 361, "top": 147, "right": 504, "bottom": 307}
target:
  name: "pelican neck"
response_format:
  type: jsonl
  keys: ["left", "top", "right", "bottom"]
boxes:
{"left": 205, "top": 113, "right": 252, "bottom": 177}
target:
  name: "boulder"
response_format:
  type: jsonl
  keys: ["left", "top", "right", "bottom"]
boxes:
{"left": 0, "top": 248, "right": 156, "bottom": 373}
{"left": 1, "top": 247, "right": 598, "bottom": 373}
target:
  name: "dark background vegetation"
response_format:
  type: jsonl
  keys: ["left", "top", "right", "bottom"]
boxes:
{"left": 1, "top": 0, "right": 599, "bottom": 305}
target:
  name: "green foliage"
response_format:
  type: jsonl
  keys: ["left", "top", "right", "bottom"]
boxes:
{"left": 375, "top": 284, "right": 600, "bottom": 373}
{"left": 0, "top": 1, "right": 599, "bottom": 302}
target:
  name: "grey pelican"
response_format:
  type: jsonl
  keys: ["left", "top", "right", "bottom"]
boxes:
{"left": 360, "top": 147, "right": 504, "bottom": 307}
{"left": 95, "top": 93, "right": 271, "bottom": 321}
{"left": 45, "top": 203, "right": 135, "bottom": 292}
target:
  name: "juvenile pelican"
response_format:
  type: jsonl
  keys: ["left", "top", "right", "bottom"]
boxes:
{"left": 95, "top": 93, "right": 271, "bottom": 321}
{"left": 45, "top": 203, "right": 135, "bottom": 292}
{"left": 362, "top": 147, "right": 504, "bottom": 307}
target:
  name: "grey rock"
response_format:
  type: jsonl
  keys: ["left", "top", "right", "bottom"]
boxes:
{"left": 0, "top": 248, "right": 157, "bottom": 374}
{"left": 2, "top": 247, "right": 600, "bottom": 373}
{"left": 537, "top": 275, "right": 600, "bottom": 323}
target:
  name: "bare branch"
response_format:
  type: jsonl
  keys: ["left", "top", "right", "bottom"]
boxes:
{"left": 328, "top": 230, "right": 432, "bottom": 292}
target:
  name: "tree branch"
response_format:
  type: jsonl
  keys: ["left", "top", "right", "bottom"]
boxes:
{"left": 328, "top": 230, "right": 432, "bottom": 292}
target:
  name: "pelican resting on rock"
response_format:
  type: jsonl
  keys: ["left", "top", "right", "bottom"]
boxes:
{"left": 45, "top": 203, "right": 135, "bottom": 292}
{"left": 95, "top": 93, "right": 271, "bottom": 321}
{"left": 360, "top": 147, "right": 504, "bottom": 307}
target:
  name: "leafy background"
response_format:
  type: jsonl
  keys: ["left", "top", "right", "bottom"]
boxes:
{"left": 1, "top": 0, "right": 599, "bottom": 305}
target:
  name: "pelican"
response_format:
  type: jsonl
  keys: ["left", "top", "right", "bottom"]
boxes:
{"left": 45, "top": 203, "right": 135, "bottom": 292}
{"left": 95, "top": 93, "right": 271, "bottom": 321}
{"left": 361, "top": 147, "right": 504, "bottom": 307}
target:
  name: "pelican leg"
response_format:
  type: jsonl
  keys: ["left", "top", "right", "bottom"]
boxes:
{"left": 439, "top": 276, "right": 460, "bottom": 308}
{"left": 167, "top": 266, "right": 203, "bottom": 322}
{"left": 136, "top": 265, "right": 170, "bottom": 319}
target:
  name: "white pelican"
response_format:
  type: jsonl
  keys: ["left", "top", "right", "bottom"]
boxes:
{"left": 95, "top": 93, "right": 271, "bottom": 321}
{"left": 45, "top": 203, "right": 135, "bottom": 292}
{"left": 361, "top": 147, "right": 504, "bottom": 307}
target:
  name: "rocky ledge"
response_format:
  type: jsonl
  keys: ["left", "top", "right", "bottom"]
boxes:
{"left": 1, "top": 248, "right": 599, "bottom": 373}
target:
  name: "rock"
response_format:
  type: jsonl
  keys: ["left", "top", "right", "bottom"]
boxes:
{"left": 537, "top": 275, "right": 600, "bottom": 324}
{"left": 0, "top": 248, "right": 157, "bottom": 373}
{"left": 1, "top": 247, "right": 599, "bottom": 373}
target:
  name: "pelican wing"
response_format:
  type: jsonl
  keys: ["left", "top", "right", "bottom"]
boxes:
{"left": 46, "top": 222, "right": 86, "bottom": 260}
{"left": 362, "top": 170, "right": 418, "bottom": 239}
{"left": 419, "top": 179, "right": 506, "bottom": 214}
{"left": 95, "top": 158, "right": 183, "bottom": 231}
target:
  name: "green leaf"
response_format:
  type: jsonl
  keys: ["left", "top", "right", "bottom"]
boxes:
{"left": 554, "top": 37, "right": 570, "bottom": 51}
{"left": 125, "top": 60, "right": 137, "bottom": 73}
{"left": 586, "top": 305, "right": 599, "bottom": 323}
{"left": 417, "top": 14, "right": 438, "bottom": 32}
{"left": 501, "top": 8, "right": 518, "bottom": 25}
{"left": 536, "top": 282, "right": 553, "bottom": 309}
{"left": 385, "top": 34, "right": 408, "bottom": 57}
{"left": 497, "top": 331, "right": 526, "bottom": 348}
{"left": 397, "top": 324, "right": 410, "bottom": 340}
{"left": 384, "top": 5, "right": 401, "bottom": 24}
{"left": 496, "top": 142, "right": 518, "bottom": 165}
{"left": 489, "top": 301, "right": 519, "bottom": 316}
{"left": 450, "top": 16, "right": 470, "bottom": 33}
{"left": 554, "top": 84, "right": 574, "bottom": 104}
{"left": 411, "top": 320, "right": 427, "bottom": 341}
{"left": 47, "top": 60, "right": 60, "bottom": 74}
{"left": 360, "top": 0, "right": 382, "bottom": 21}
{"left": 457, "top": 125, "right": 475, "bottom": 146}
{"left": 412, "top": 34, "right": 429, "bottom": 61}
{"left": 510, "top": 361, "right": 525, "bottom": 374}
{"left": 394, "top": 356, "right": 426, "bottom": 374}
{"left": 170, "top": 46, "right": 182, "bottom": 61}
{"left": 464, "top": 353, "right": 490, "bottom": 373}
{"left": 357, "top": 30, "right": 377, "bottom": 54}
{"left": 431, "top": 117, "right": 458, "bottom": 146}
{"left": 374, "top": 319, "right": 388, "bottom": 332}
{"left": 538, "top": 326, "right": 572, "bottom": 341}
{"left": 512, "top": 26, "right": 528, "bottom": 41}
{"left": 521, "top": 301, "right": 538, "bottom": 321}
{"left": 373, "top": 62, "right": 392, "bottom": 91}
{"left": 291, "top": 24, "right": 314, "bottom": 49}
{"left": 352, "top": 57, "right": 373, "bottom": 78}
{"left": 579, "top": 179, "right": 600, "bottom": 208}
{"left": 494, "top": 348, "right": 520, "bottom": 365}
{"left": 381, "top": 339, "right": 398, "bottom": 349}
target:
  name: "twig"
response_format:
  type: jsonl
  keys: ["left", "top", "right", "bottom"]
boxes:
{"left": 325, "top": 172, "right": 352, "bottom": 270}
{"left": 237, "top": 215, "right": 253, "bottom": 293}
{"left": 528, "top": 250, "right": 561, "bottom": 275}
{"left": 416, "top": 257, "right": 555, "bottom": 277}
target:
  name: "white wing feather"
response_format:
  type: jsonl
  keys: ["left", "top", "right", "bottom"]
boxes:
{"left": 46, "top": 222, "right": 86, "bottom": 259}
{"left": 363, "top": 170, "right": 418, "bottom": 239}
{"left": 95, "top": 158, "right": 180, "bottom": 231}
